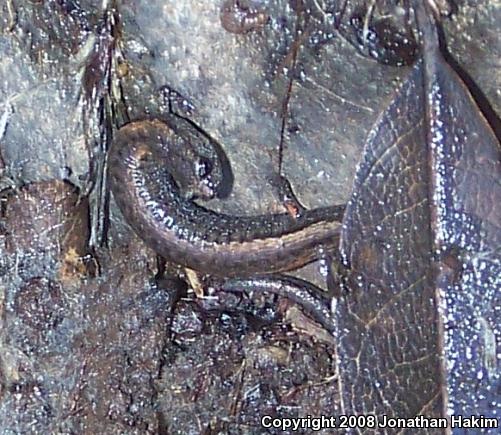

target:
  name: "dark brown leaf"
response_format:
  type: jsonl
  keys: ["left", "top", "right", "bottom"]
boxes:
{"left": 336, "top": 1, "right": 500, "bottom": 426}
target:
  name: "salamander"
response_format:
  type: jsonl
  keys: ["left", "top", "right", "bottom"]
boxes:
{"left": 108, "top": 117, "right": 344, "bottom": 277}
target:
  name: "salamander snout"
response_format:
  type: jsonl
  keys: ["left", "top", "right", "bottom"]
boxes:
{"left": 194, "top": 155, "right": 216, "bottom": 199}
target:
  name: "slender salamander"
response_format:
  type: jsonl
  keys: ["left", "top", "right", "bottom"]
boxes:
{"left": 108, "top": 117, "right": 344, "bottom": 277}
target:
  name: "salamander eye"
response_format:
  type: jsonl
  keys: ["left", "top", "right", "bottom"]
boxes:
{"left": 196, "top": 157, "right": 213, "bottom": 179}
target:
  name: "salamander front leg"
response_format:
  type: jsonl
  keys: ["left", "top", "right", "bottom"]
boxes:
{"left": 268, "top": 173, "right": 308, "bottom": 218}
